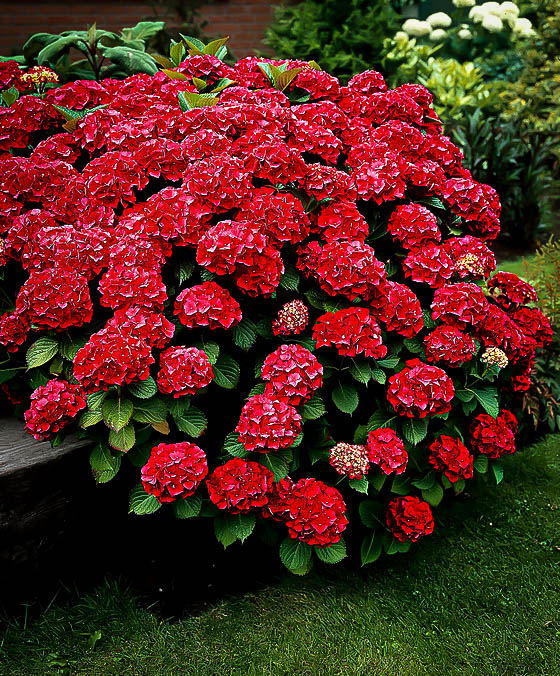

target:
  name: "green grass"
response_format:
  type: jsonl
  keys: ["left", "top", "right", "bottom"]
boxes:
{"left": 2, "top": 436, "right": 559, "bottom": 676}
{"left": 497, "top": 255, "right": 534, "bottom": 278}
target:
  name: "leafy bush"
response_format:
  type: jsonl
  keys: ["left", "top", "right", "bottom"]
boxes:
{"left": 0, "top": 40, "right": 553, "bottom": 573}
{"left": 263, "top": 0, "right": 400, "bottom": 84}
{"left": 0, "top": 21, "right": 164, "bottom": 82}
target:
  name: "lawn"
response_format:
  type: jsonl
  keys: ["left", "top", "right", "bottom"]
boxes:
{"left": 1, "top": 434, "right": 559, "bottom": 675}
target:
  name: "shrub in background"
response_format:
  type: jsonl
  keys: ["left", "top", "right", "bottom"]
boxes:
{"left": 0, "top": 38, "right": 553, "bottom": 574}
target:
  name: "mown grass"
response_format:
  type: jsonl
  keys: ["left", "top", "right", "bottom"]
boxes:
{"left": 1, "top": 434, "right": 559, "bottom": 675}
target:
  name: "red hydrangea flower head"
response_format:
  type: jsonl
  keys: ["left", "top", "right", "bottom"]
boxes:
{"left": 236, "top": 394, "right": 302, "bottom": 452}
{"left": 262, "top": 477, "right": 295, "bottom": 521}
{"left": 24, "top": 379, "right": 86, "bottom": 441}
{"left": 423, "top": 324, "right": 477, "bottom": 367}
{"left": 386, "top": 496, "right": 434, "bottom": 542}
{"left": 312, "top": 307, "right": 387, "bottom": 358}
{"left": 74, "top": 326, "right": 154, "bottom": 393}
{"left": 510, "top": 306, "right": 553, "bottom": 348}
{"left": 366, "top": 428, "right": 408, "bottom": 475}
{"left": 352, "top": 156, "right": 407, "bottom": 205}
{"left": 388, "top": 204, "right": 441, "bottom": 251}
{"left": 141, "top": 442, "right": 208, "bottom": 503}
{"left": 185, "top": 153, "right": 252, "bottom": 211}
{"left": 387, "top": 359, "right": 454, "bottom": 418}
{"left": 272, "top": 300, "right": 309, "bottom": 336}
{"left": 329, "top": 442, "right": 369, "bottom": 479}
{"left": 312, "top": 200, "right": 369, "bottom": 242}
{"left": 469, "top": 409, "right": 518, "bottom": 459}
{"left": 206, "top": 457, "right": 274, "bottom": 514}
{"left": 261, "top": 344, "right": 323, "bottom": 406}
{"left": 108, "top": 307, "right": 175, "bottom": 350}
{"left": 487, "top": 271, "right": 538, "bottom": 308}
{"left": 15, "top": 268, "right": 93, "bottom": 331}
{"left": 402, "top": 243, "right": 454, "bottom": 289}
{"left": 99, "top": 265, "right": 167, "bottom": 312}
{"left": 375, "top": 282, "right": 423, "bottom": 338}
{"left": 233, "top": 245, "right": 284, "bottom": 298}
{"left": 347, "top": 69, "right": 387, "bottom": 96}
{"left": 157, "top": 346, "right": 214, "bottom": 398}
{"left": 283, "top": 478, "right": 348, "bottom": 547}
{"left": 442, "top": 177, "right": 500, "bottom": 241}
{"left": 196, "top": 220, "right": 267, "bottom": 276}
{"left": 175, "top": 281, "right": 242, "bottom": 330}
{"left": 0, "top": 310, "right": 30, "bottom": 353}
{"left": 443, "top": 235, "right": 496, "bottom": 280}
{"left": 301, "top": 164, "right": 357, "bottom": 201}
{"left": 428, "top": 435, "right": 473, "bottom": 483}
{"left": 431, "top": 283, "right": 488, "bottom": 330}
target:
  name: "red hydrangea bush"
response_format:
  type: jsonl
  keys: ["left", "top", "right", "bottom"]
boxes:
{"left": 0, "top": 40, "right": 553, "bottom": 574}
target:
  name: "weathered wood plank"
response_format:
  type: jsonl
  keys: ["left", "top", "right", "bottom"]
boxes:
{"left": 0, "top": 417, "right": 91, "bottom": 478}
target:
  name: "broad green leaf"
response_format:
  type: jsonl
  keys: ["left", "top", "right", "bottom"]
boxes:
{"left": 178, "top": 91, "right": 219, "bottom": 110}
{"left": 401, "top": 418, "right": 428, "bottom": 446}
{"left": 332, "top": 383, "right": 359, "bottom": 415}
{"left": 127, "top": 377, "right": 157, "bottom": 399}
{"left": 367, "top": 410, "right": 397, "bottom": 432}
{"left": 279, "top": 264, "right": 300, "bottom": 291}
{"left": 361, "top": 531, "right": 384, "bottom": 566}
{"left": 80, "top": 409, "right": 103, "bottom": 429}
{"left": 129, "top": 483, "right": 161, "bottom": 515}
{"left": 369, "top": 474, "right": 386, "bottom": 492}
{"left": 385, "top": 538, "right": 411, "bottom": 555}
{"left": 223, "top": 432, "right": 249, "bottom": 458}
{"left": 471, "top": 387, "right": 499, "bottom": 419}
{"left": 279, "top": 537, "right": 312, "bottom": 572}
{"left": 214, "top": 515, "right": 237, "bottom": 548}
{"left": 193, "top": 340, "right": 220, "bottom": 365}
{"left": 301, "top": 395, "right": 326, "bottom": 421}
{"left": 175, "top": 261, "right": 195, "bottom": 285}
{"left": 491, "top": 461, "right": 504, "bottom": 485}
{"left": 260, "top": 451, "right": 291, "bottom": 481}
{"left": 455, "top": 389, "right": 475, "bottom": 403}
{"left": 38, "top": 34, "right": 85, "bottom": 65}
{"left": 348, "top": 477, "right": 369, "bottom": 494}
{"left": 421, "top": 482, "right": 444, "bottom": 507}
{"left": 87, "top": 390, "right": 107, "bottom": 411}
{"left": 102, "top": 397, "right": 133, "bottom": 432}
{"left": 376, "top": 356, "right": 400, "bottom": 369}
{"left": 212, "top": 354, "right": 240, "bottom": 389}
{"left": 232, "top": 318, "right": 257, "bottom": 351}
{"left": 108, "top": 423, "right": 135, "bottom": 452}
{"left": 359, "top": 500, "right": 381, "bottom": 529}
{"left": 315, "top": 539, "right": 346, "bottom": 564}
{"left": 59, "top": 336, "right": 87, "bottom": 362}
{"left": 26, "top": 337, "right": 58, "bottom": 369}
{"left": 202, "top": 37, "right": 230, "bottom": 56}
{"left": 172, "top": 494, "right": 202, "bottom": 519}
{"left": 174, "top": 406, "right": 207, "bottom": 437}
{"left": 473, "top": 455, "right": 488, "bottom": 473}
{"left": 349, "top": 361, "right": 371, "bottom": 385}
{"left": 403, "top": 338, "right": 423, "bottom": 354}
{"left": 121, "top": 20, "right": 165, "bottom": 42}
{"left": 98, "top": 45, "right": 158, "bottom": 75}
{"left": 132, "top": 398, "right": 167, "bottom": 424}
{"left": 411, "top": 473, "right": 436, "bottom": 491}
{"left": 210, "top": 77, "right": 236, "bottom": 93}
{"left": 162, "top": 68, "right": 189, "bottom": 80}
{"left": 90, "top": 444, "right": 121, "bottom": 484}
{"left": 0, "top": 368, "right": 21, "bottom": 385}
{"left": 370, "top": 368, "right": 386, "bottom": 385}
{"left": 391, "top": 474, "right": 412, "bottom": 495}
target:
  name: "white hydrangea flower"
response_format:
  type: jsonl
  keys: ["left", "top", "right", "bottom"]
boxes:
{"left": 458, "top": 27, "right": 473, "bottom": 39}
{"left": 394, "top": 30, "right": 410, "bottom": 41}
{"left": 480, "top": 1, "right": 502, "bottom": 15}
{"left": 512, "top": 17, "right": 536, "bottom": 36}
{"left": 429, "top": 28, "right": 448, "bottom": 41}
{"left": 499, "top": 1, "right": 520, "bottom": 22}
{"left": 452, "top": 0, "right": 476, "bottom": 7}
{"left": 482, "top": 12, "right": 504, "bottom": 31}
{"left": 402, "top": 18, "right": 432, "bottom": 37}
{"left": 469, "top": 6, "right": 486, "bottom": 22}
{"left": 427, "top": 12, "right": 452, "bottom": 28}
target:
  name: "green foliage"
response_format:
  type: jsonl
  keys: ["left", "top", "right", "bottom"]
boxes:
{"left": 263, "top": 0, "right": 400, "bottom": 84}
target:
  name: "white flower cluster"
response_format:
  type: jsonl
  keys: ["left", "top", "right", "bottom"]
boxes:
{"left": 399, "top": 1, "right": 535, "bottom": 42}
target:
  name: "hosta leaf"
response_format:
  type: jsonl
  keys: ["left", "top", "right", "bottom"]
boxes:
{"left": 332, "top": 383, "right": 359, "bottom": 415}
{"left": 108, "top": 423, "right": 135, "bottom": 452}
{"left": 401, "top": 418, "right": 428, "bottom": 446}
{"left": 232, "top": 318, "right": 257, "bottom": 351}
{"left": 90, "top": 444, "right": 121, "bottom": 484}
{"left": 314, "top": 539, "right": 346, "bottom": 564}
{"left": 172, "top": 494, "right": 202, "bottom": 519}
{"left": 129, "top": 484, "right": 161, "bottom": 515}
{"left": 102, "top": 397, "right": 133, "bottom": 432}
{"left": 279, "top": 537, "right": 312, "bottom": 573}
{"left": 174, "top": 405, "right": 207, "bottom": 437}
{"left": 26, "top": 337, "right": 58, "bottom": 369}
{"left": 128, "top": 377, "right": 157, "bottom": 399}
{"left": 133, "top": 398, "right": 167, "bottom": 424}
{"left": 212, "top": 354, "right": 240, "bottom": 389}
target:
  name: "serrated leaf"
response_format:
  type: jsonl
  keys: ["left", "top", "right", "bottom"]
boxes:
{"left": 212, "top": 354, "right": 240, "bottom": 389}
{"left": 109, "top": 423, "right": 135, "bottom": 452}
{"left": 247, "top": 382, "right": 266, "bottom": 397}
{"left": 367, "top": 410, "right": 397, "bottom": 432}
{"left": 385, "top": 538, "right": 411, "bottom": 555}
{"left": 128, "top": 377, "right": 157, "bottom": 399}
{"left": 348, "top": 477, "right": 369, "bottom": 494}
{"left": 455, "top": 389, "right": 475, "bottom": 403}
{"left": 26, "top": 337, "right": 58, "bottom": 369}
{"left": 301, "top": 395, "right": 326, "bottom": 421}
{"left": 174, "top": 405, "right": 207, "bottom": 437}
{"left": 202, "top": 36, "right": 230, "bottom": 56}
{"left": 260, "top": 451, "right": 290, "bottom": 481}
{"left": 129, "top": 484, "right": 161, "bottom": 515}
{"left": 49, "top": 356, "right": 64, "bottom": 375}
{"left": 193, "top": 341, "right": 219, "bottom": 365}
{"left": 274, "top": 67, "right": 302, "bottom": 91}
{"left": 133, "top": 398, "right": 167, "bottom": 424}
{"left": 391, "top": 475, "right": 412, "bottom": 495}
{"left": 369, "top": 473, "right": 386, "bottom": 492}
{"left": 0, "top": 368, "right": 19, "bottom": 385}
{"left": 471, "top": 387, "right": 499, "bottom": 419}
{"left": 361, "top": 531, "right": 384, "bottom": 566}
{"left": 491, "top": 461, "right": 504, "bottom": 485}
{"left": 210, "top": 77, "right": 236, "bottom": 93}
{"left": 214, "top": 515, "right": 237, "bottom": 548}
{"left": 223, "top": 432, "right": 250, "bottom": 457}
{"left": 279, "top": 537, "right": 312, "bottom": 572}
{"left": 421, "top": 482, "right": 444, "bottom": 507}
{"left": 332, "top": 383, "right": 359, "bottom": 415}
{"left": 172, "top": 494, "right": 202, "bottom": 519}
{"left": 359, "top": 500, "right": 381, "bottom": 529}
{"left": 232, "top": 318, "right": 257, "bottom": 351}
{"left": 411, "top": 472, "right": 436, "bottom": 491}
{"left": 370, "top": 368, "right": 386, "bottom": 384}
{"left": 422, "top": 309, "right": 435, "bottom": 329}
{"left": 403, "top": 338, "right": 424, "bottom": 354}
{"left": 102, "top": 397, "right": 133, "bottom": 432}
{"left": 401, "top": 418, "right": 428, "bottom": 446}
{"left": 473, "top": 455, "right": 488, "bottom": 473}
{"left": 376, "top": 356, "right": 399, "bottom": 369}
{"left": 175, "top": 260, "right": 195, "bottom": 285}
{"left": 179, "top": 91, "right": 219, "bottom": 110}
{"left": 315, "top": 539, "right": 346, "bottom": 564}
{"left": 80, "top": 409, "right": 103, "bottom": 429}
{"left": 90, "top": 444, "right": 121, "bottom": 484}
{"left": 349, "top": 361, "right": 371, "bottom": 385}
{"left": 59, "top": 337, "right": 87, "bottom": 362}
{"left": 279, "top": 264, "right": 300, "bottom": 291}
{"left": 162, "top": 68, "right": 189, "bottom": 80}
{"left": 152, "top": 420, "right": 170, "bottom": 435}
{"left": 87, "top": 390, "right": 107, "bottom": 411}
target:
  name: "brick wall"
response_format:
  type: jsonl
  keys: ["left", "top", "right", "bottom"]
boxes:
{"left": 0, "top": 0, "right": 278, "bottom": 58}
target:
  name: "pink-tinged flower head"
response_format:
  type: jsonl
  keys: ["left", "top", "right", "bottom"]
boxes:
{"left": 24, "top": 379, "right": 86, "bottom": 440}
{"left": 206, "top": 457, "right": 274, "bottom": 513}
{"left": 469, "top": 409, "right": 518, "bottom": 459}
{"left": 431, "top": 283, "right": 488, "bottom": 330}
{"left": 388, "top": 204, "right": 441, "bottom": 251}
{"left": 312, "top": 308, "right": 387, "bottom": 359}
{"left": 175, "top": 281, "right": 242, "bottom": 330}
{"left": 261, "top": 344, "right": 323, "bottom": 406}
{"left": 236, "top": 394, "right": 302, "bottom": 452}
{"left": 141, "top": 442, "right": 208, "bottom": 503}
{"left": 366, "top": 428, "right": 408, "bottom": 475}
{"left": 487, "top": 271, "right": 538, "bottom": 309}
{"left": 387, "top": 359, "right": 454, "bottom": 418}
{"left": 157, "top": 346, "right": 213, "bottom": 398}
{"left": 423, "top": 324, "right": 477, "bottom": 367}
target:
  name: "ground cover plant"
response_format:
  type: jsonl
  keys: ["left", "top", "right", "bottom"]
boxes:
{"left": 1, "top": 434, "right": 558, "bottom": 675}
{"left": 0, "top": 36, "right": 553, "bottom": 574}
